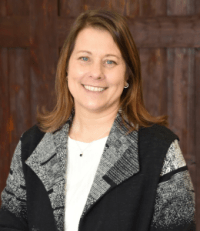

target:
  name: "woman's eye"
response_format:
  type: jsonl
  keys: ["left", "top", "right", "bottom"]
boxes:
{"left": 79, "top": 57, "right": 116, "bottom": 65}
{"left": 106, "top": 60, "right": 116, "bottom": 65}
{"left": 80, "top": 57, "right": 88, "bottom": 61}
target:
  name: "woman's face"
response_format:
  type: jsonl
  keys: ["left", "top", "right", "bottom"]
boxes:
{"left": 67, "top": 27, "right": 127, "bottom": 114}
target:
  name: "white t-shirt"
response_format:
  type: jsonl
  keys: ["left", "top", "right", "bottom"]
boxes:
{"left": 65, "top": 136, "right": 108, "bottom": 231}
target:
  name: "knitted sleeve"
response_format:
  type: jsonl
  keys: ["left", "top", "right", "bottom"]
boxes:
{"left": 150, "top": 139, "right": 196, "bottom": 231}
{"left": 0, "top": 135, "right": 28, "bottom": 230}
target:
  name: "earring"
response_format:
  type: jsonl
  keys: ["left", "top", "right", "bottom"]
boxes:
{"left": 66, "top": 71, "right": 68, "bottom": 76}
{"left": 124, "top": 83, "right": 129, "bottom": 89}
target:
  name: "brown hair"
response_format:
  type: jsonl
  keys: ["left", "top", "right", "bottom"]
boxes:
{"left": 36, "top": 8, "right": 168, "bottom": 134}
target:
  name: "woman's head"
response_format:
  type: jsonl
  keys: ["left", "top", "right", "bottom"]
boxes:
{"left": 37, "top": 8, "right": 168, "bottom": 133}
{"left": 58, "top": 9, "right": 141, "bottom": 110}
{"left": 67, "top": 26, "right": 128, "bottom": 114}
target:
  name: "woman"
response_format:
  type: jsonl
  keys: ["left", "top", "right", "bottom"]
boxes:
{"left": 0, "top": 9, "right": 195, "bottom": 231}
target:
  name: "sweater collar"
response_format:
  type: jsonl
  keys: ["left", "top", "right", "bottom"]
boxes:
{"left": 25, "top": 110, "right": 139, "bottom": 227}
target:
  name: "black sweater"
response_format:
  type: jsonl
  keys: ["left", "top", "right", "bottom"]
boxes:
{"left": 0, "top": 112, "right": 196, "bottom": 231}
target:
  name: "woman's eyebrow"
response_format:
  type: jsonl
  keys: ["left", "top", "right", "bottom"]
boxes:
{"left": 76, "top": 50, "right": 120, "bottom": 59}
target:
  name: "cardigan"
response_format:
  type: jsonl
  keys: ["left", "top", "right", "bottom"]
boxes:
{"left": 0, "top": 111, "right": 196, "bottom": 231}
{"left": 65, "top": 136, "right": 108, "bottom": 230}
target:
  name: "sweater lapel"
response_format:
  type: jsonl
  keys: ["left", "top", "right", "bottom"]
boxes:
{"left": 25, "top": 111, "right": 139, "bottom": 228}
{"left": 81, "top": 112, "right": 139, "bottom": 217}
{"left": 25, "top": 113, "right": 73, "bottom": 231}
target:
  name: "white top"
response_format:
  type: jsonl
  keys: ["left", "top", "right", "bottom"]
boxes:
{"left": 65, "top": 136, "right": 108, "bottom": 231}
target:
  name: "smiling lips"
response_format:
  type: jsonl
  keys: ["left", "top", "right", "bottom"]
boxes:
{"left": 83, "top": 85, "right": 107, "bottom": 92}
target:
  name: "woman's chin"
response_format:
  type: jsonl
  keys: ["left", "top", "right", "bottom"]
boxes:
{"left": 76, "top": 104, "right": 108, "bottom": 114}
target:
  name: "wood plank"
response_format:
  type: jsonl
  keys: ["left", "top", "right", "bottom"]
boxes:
{"left": 109, "top": 0, "right": 127, "bottom": 15}
{"left": 125, "top": 0, "right": 140, "bottom": 18}
{"left": 139, "top": 48, "right": 168, "bottom": 117}
{"left": 186, "top": 48, "right": 196, "bottom": 188}
{"left": 165, "top": 48, "right": 175, "bottom": 128}
{"left": 0, "top": 16, "right": 29, "bottom": 47}
{"left": 0, "top": 0, "right": 8, "bottom": 203}
{"left": 0, "top": 0, "right": 31, "bottom": 208}
{"left": 58, "top": 16, "right": 200, "bottom": 48}
{"left": 139, "top": 47, "right": 196, "bottom": 187}
{"left": 166, "top": 48, "right": 196, "bottom": 186}
{"left": 6, "top": 0, "right": 29, "bottom": 16}
{"left": 29, "top": 0, "right": 58, "bottom": 125}
{"left": 1, "top": 15, "right": 200, "bottom": 48}
{"left": 79, "top": 0, "right": 112, "bottom": 12}
{"left": 126, "top": 16, "right": 200, "bottom": 48}
{"left": 195, "top": 48, "right": 200, "bottom": 230}
{"left": 59, "top": 0, "right": 82, "bottom": 17}
{"left": 195, "top": 0, "right": 200, "bottom": 15}
{"left": 0, "top": 0, "right": 7, "bottom": 16}
{"left": 125, "top": 0, "right": 168, "bottom": 17}
{"left": 0, "top": 48, "right": 10, "bottom": 202}
{"left": 0, "top": 50, "right": 31, "bottom": 207}
{"left": 8, "top": 48, "right": 31, "bottom": 156}
{"left": 57, "top": 17, "right": 75, "bottom": 47}
{"left": 139, "top": 0, "right": 153, "bottom": 16}
{"left": 139, "top": 0, "right": 167, "bottom": 16}
{"left": 153, "top": 0, "right": 167, "bottom": 16}
{"left": 167, "top": 0, "right": 195, "bottom": 15}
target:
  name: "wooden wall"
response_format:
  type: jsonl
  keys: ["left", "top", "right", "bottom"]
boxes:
{"left": 0, "top": 0, "right": 199, "bottom": 229}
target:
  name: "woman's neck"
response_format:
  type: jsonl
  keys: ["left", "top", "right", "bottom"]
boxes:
{"left": 68, "top": 107, "right": 118, "bottom": 143}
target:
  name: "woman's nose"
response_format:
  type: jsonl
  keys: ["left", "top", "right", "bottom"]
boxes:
{"left": 89, "top": 61, "right": 104, "bottom": 79}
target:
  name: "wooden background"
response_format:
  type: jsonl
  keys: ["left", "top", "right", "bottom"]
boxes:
{"left": 0, "top": 0, "right": 199, "bottom": 229}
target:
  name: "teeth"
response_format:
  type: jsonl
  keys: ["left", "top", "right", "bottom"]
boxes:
{"left": 83, "top": 85, "right": 106, "bottom": 92}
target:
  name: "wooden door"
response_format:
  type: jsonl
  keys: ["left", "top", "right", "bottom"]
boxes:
{"left": 0, "top": 0, "right": 199, "bottom": 229}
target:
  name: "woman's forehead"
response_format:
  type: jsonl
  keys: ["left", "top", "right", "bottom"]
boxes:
{"left": 73, "top": 27, "right": 122, "bottom": 56}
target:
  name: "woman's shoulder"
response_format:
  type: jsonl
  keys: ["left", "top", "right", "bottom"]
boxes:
{"left": 138, "top": 123, "right": 180, "bottom": 143}
{"left": 21, "top": 123, "right": 45, "bottom": 141}
{"left": 20, "top": 124, "right": 46, "bottom": 159}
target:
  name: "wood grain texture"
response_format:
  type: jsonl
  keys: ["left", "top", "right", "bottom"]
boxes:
{"left": 59, "top": 0, "right": 83, "bottom": 17}
{"left": 139, "top": 0, "right": 167, "bottom": 17}
{"left": 139, "top": 48, "right": 168, "bottom": 117}
{"left": 166, "top": 48, "right": 196, "bottom": 187}
{"left": 6, "top": 0, "right": 29, "bottom": 16}
{"left": 186, "top": 48, "right": 196, "bottom": 187}
{"left": 125, "top": 0, "right": 140, "bottom": 18}
{"left": 0, "top": 48, "right": 10, "bottom": 197}
{"left": 29, "top": 0, "right": 58, "bottom": 125}
{"left": 0, "top": 16, "right": 29, "bottom": 47}
{"left": 0, "top": 0, "right": 7, "bottom": 16}
{"left": 58, "top": 16, "right": 200, "bottom": 48}
{"left": 108, "top": 0, "right": 127, "bottom": 15}
{"left": 0, "top": 0, "right": 199, "bottom": 225}
{"left": 195, "top": 0, "right": 200, "bottom": 15}
{"left": 195, "top": 48, "right": 200, "bottom": 230}
{"left": 1, "top": 16, "right": 200, "bottom": 48}
{"left": 139, "top": 47, "right": 196, "bottom": 188}
{"left": 81, "top": 0, "right": 111, "bottom": 11}
{"left": 167, "top": 0, "right": 195, "bottom": 15}
{"left": 57, "top": 17, "right": 75, "bottom": 48}
{"left": 8, "top": 48, "right": 31, "bottom": 155}
{"left": 0, "top": 0, "right": 31, "bottom": 207}
{"left": 126, "top": 16, "right": 200, "bottom": 48}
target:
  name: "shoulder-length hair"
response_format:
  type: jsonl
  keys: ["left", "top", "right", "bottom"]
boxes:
{"left": 36, "top": 8, "right": 168, "bottom": 134}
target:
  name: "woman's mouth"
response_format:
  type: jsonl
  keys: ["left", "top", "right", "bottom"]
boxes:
{"left": 82, "top": 85, "right": 107, "bottom": 92}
